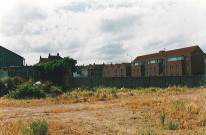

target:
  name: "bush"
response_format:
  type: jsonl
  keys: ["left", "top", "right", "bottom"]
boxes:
{"left": 23, "top": 120, "right": 48, "bottom": 135}
{"left": 40, "top": 81, "right": 53, "bottom": 93}
{"left": 50, "top": 86, "right": 63, "bottom": 97}
{"left": 8, "top": 83, "right": 46, "bottom": 99}
{"left": 0, "top": 77, "right": 24, "bottom": 97}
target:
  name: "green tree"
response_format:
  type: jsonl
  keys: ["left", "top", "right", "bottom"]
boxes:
{"left": 35, "top": 57, "right": 77, "bottom": 89}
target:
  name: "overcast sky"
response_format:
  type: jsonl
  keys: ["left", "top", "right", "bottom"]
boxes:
{"left": 0, "top": 0, "right": 206, "bottom": 65}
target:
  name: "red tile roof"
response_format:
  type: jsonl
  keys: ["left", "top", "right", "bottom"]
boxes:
{"left": 134, "top": 45, "right": 199, "bottom": 62}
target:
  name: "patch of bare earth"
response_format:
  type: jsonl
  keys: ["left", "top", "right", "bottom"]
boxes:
{"left": 1, "top": 87, "right": 206, "bottom": 134}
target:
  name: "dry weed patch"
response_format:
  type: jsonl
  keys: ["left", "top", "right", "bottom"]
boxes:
{"left": 1, "top": 86, "right": 206, "bottom": 134}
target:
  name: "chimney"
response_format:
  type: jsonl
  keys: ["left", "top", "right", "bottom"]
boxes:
{"left": 159, "top": 50, "right": 165, "bottom": 54}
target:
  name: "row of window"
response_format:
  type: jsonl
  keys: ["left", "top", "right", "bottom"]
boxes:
{"left": 149, "top": 67, "right": 157, "bottom": 73}
{"left": 133, "top": 56, "right": 189, "bottom": 66}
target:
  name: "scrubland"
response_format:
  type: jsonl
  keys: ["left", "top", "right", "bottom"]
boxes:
{"left": 1, "top": 86, "right": 206, "bottom": 135}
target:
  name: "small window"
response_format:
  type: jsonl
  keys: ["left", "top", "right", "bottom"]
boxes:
{"left": 154, "top": 67, "right": 156, "bottom": 73}
{"left": 121, "top": 69, "right": 124, "bottom": 73}
{"left": 170, "top": 65, "right": 173, "bottom": 72}
{"left": 186, "top": 65, "right": 189, "bottom": 71}
{"left": 186, "top": 56, "right": 189, "bottom": 62}
{"left": 176, "top": 65, "right": 178, "bottom": 72}
{"left": 137, "top": 69, "right": 139, "bottom": 74}
{"left": 150, "top": 67, "right": 152, "bottom": 73}
{"left": 163, "top": 67, "right": 165, "bottom": 72}
{"left": 162, "top": 59, "right": 165, "bottom": 64}
{"left": 133, "top": 69, "right": 136, "bottom": 73}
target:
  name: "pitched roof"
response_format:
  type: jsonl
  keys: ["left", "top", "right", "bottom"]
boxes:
{"left": 121, "top": 63, "right": 131, "bottom": 67}
{"left": 134, "top": 45, "right": 199, "bottom": 62}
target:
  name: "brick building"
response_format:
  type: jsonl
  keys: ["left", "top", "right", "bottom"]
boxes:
{"left": 75, "top": 63, "right": 105, "bottom": 78}
{"left": 132, "top": 45, "right": 205, "bottom": 77}
{"left": 0, "top": 46, "right": 24, "bottom": 68}
{"left": 39, "top": 53, "right": 62, "bottom": 63}
{"left": 102, "top": 63, "right": 131, "bottom": 77}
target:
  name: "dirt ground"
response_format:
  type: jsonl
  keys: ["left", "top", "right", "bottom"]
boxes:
{"left": 1, "top": 87, "right": 206, "bottom": 135}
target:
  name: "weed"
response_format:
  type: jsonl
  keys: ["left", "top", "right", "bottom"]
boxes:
{"left": 168, "top": 121, "right": 179, "bottom": 130}
{"left": 23, "top": 120, "right": 48, "bottom": 135}
{"left": 170, "top": 99, "right": 188, "bottom": 111}
{"left": 160, "top": 111, "right": 166, "bottom": 126}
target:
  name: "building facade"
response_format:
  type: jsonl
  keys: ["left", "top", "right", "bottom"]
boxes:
{"left": 74, "top": 64, "right": 105, "bottom": 78}
{"left": 132, "top": 45, "right": 205, "bottom": 77}
{"left": 39, "top": 53, "right": 62, "bottom": 63}
{"left": 0, "top": 46, "right": 24, "bottom": 68}
{"left": 102, "top": 63, "right": 131, "bottom": 77}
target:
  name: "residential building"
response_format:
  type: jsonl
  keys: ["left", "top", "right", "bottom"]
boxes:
{"left": 39, "top": 53, "right": 62, "bottom": 63}
{"left": 102, "top": 63, "right": 131, "bottom": 77}
{"left": 75, "top": 63, "right": 105, "bottom": 78}
{"left": 132, "top": 45, "right": 205, "bottom": 76}
{"left": 0, "top": 45, "right": 24, "bottom": 68}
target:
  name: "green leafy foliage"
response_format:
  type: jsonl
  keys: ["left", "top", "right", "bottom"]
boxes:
{"left": 0, "top": 77, "right": 24, "bottom": 97}
{"left": 22, "top": 120, "right": 48, "bottom": 135}
{"left": 35, "top": 57, "right": 77, "bottom": 86}
{"left": 168, "top": 121, "right": 179, "bottom": 130}
{"left": 50, "top": 86, "right": 63, "bottom": 97}
{"left": 160, "top": 112, "right": 166, "bottom": 126}
{"left": 8, "top": 83, "right": 46, "bottom": 99}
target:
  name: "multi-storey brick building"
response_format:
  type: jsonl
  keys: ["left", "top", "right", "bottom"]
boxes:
{"left": 0, "top": 46, "right": 24, "bottom": 68}
{"left": 102, "top": 63, "right": 131, "bottom": 77}
{"left": 132, "top": 45, "right": 205, "bottom": 76}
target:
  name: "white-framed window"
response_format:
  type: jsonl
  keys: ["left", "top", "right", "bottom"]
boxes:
{"left": 132, "top": 61, "right": 143, "bottom": 66}
{"left": 148, "top": 59, "right": 161, "bottom": 64}
{"left": 167, "top": 55, "right": 184, "bottom": 62}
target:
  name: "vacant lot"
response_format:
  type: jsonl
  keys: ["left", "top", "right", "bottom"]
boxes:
{"left": 1, "top": 86, "right": 206, "bottom": 134}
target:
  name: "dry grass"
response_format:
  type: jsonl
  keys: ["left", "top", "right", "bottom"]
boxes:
{"left": 1, "top": 86, "right": 206, "bottom": 134}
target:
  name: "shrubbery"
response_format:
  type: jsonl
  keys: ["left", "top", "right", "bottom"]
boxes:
{"left": 8, "top": 83, "right": 46, "bottom": 99}
{"left": 0, "top": 77, "right": 24, "bottom": 97}
{"left": 22, "top": 120, "right": 48, "bottom": 135}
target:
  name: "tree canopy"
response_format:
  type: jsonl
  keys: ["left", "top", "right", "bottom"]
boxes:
{"left": 35, "top": 57, "right": 77, "bottom": 86}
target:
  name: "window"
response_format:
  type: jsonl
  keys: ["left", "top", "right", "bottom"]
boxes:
{"left": 167, "top": 56, "right": 184, "bottom": 62}
{"left": 186, "top": 65, "right": 189, "bottom": 71}
{"left": 176, "top": 65, "right": 178, "bottom": 72}
{"left": 121, "top": 69, "right": 124, "bottom": 73}
{"left": 162, "top": 59, "right": 165, "bottom": 64}
{"left": 148, "top": 59, "right": 161, "bottom": 64}
{"left": 133, "top": 69, "right": 136, "bottom": 73}
{"left": 150, "top": 67, "right": 152, "bottom": 73}
{"left": 154, "top": 67, "right": 156, "bottom": 73}
{"left": 170, "top": 65, "right": 173, "bottom": 72}
{"left": 163, "top": 67, "right": 165, "bottom": 72}
{"left": 114, "top": 70, "right": 117, "bottom": 74}
{"left": 186, "top": 56, "right": 189, "bottom": 62}
{"left": 132, "top": 61, "right": 143, "bottom": 66}
{"left": 137, "top": 69, "right": 139, "bottom": 75}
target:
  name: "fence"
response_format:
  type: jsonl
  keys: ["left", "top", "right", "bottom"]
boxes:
{"left": 73, "top": 76, "right": 204, "bottom": 88}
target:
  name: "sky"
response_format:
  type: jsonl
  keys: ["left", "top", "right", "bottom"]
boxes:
{"left": 0, "top": 0, "right": 206, "bottom": 65}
